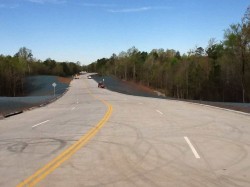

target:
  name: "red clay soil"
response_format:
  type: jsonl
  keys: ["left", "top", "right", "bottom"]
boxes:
{"left": 57, "top": 77, "right": 72, "bottom": 84}
{"left": 123, "top": 80, "right": 156, "bottom": 94}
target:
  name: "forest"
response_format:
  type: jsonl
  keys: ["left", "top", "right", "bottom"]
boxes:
{"left": 0, "top": 47, "right": 82, "bottom": 97}
{"left": 88, "top": 7, "right": 250, "bottom": 103}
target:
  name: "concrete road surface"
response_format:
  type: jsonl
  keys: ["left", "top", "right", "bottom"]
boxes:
{"left": 0, "top": 74, "right": 250, "bottom": 187}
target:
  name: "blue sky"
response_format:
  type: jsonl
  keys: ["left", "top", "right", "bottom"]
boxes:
{"left": 0, "top": 0, "right": 249, "bottom": 64}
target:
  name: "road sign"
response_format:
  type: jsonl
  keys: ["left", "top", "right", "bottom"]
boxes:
{"left": 52, "top": 82, "right": 57, "bottom": 96}
{"left": 52, "top": 83, "right": 57, "bottom": 87}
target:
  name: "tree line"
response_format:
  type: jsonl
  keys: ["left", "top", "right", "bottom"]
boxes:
{"left": 0, "top": 47, "right": 82, "bottom": 96}
{"left": 88, "top": 6, "right": 250, "bottom": 103}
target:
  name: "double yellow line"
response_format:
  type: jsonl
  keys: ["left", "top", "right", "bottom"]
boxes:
{"left": 17, "top": 89, "right": 113, "bottom": 186}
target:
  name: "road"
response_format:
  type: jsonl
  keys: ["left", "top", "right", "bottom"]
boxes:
{"left": 0, "top": 74, "right": 250, "bottom": 187}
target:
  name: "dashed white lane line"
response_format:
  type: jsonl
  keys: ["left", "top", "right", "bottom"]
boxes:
{"left": 71, "top": 107, "right": 76, "bottom": 110}
{"left": 32, "top": 120, "right": 50, "bottom": 128}
{"left": 184, "top": 136, "right": 200, "bottom": 159}
{"left": 156, "top": 110, "right": 163, "bottom": 115}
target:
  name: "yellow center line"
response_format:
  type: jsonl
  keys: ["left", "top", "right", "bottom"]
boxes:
{"left": 17, "top": 80, "right": 113, "bottom": 187}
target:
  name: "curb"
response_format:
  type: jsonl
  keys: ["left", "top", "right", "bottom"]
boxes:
{"left": 4, "top": 111, "right": 23, "bottom": 118}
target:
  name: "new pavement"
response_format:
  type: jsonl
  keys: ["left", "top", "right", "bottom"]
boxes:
{"left": 0, "top": 74, "right": 250, "bottom": 187}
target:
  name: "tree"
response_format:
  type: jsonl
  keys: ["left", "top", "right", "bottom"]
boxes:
{"left": 15, "top": 47, "right": 33, "bottom": 74}
{"left": 86, "top": 6, "right": 250, "bottom": 102}
{"left": 175, "top": 51, "right": 181, "bottom": 60}
{"left": 224, "top": 22, "right": 249, "bottom": 102}
{"left": 195, "top": 47, "right": 205, "bottom": 56}
{"left": 44, "top": 58, "right": 56, "bottom": 71}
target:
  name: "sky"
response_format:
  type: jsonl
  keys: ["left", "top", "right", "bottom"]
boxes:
{"left": 0, "top": 0, "right": 249, "bottom": 65}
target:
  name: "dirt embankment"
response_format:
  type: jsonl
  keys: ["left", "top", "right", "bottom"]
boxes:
{"left": 57, "top": 77, "right": 72, "bottom": 84}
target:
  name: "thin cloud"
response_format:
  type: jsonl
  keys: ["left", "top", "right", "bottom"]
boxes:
{"left": 0, "top": 4, "right": 19, "bottom": 9}
{"left": 108, "top": 7, "right": 151, "bottom": 13}
{"left": 82, "top": 3, "right": 115, "bottom": 8}
{"left": 154, "top": 6, "right": 173, "bottom": 10}
{"left": 27, "top": 0, "right": 66, "bottom": 4}
{"left": 108, "top": 6, "right": 172, "bottom": 13}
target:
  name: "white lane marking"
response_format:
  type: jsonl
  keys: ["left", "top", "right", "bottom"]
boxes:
{"left": 139, "top": 102, "right": 143, "bottom": 105}
{"left": 32, "top": 120, "right": 50, "bottom": 128}
{"left": 156, "top": 110, "right": 163, "bottom": 115}
{"left": 71, "top": 107, "right": 76, "bottom": 110}
{"left": 184, "top": 136, "right": 200, "bottom": 159}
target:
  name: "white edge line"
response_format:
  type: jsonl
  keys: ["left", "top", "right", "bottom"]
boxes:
{"left": 193, "top": 102, "right": 249, "bottom": 116}
{"left": 156, "top": 110, "right": 163, "bottom": 115}
{"left": 173, "top": 99, "right": 250, "bottom": 116}
{"left": 32, "top": 120, "right": 50, "bottom": 128}
{"left": 184, "top": 136, "right": 200, "bottom": 159}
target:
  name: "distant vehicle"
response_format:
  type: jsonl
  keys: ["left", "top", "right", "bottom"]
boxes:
{"left": 74, "top": 74, "right": 80, "bottom": 79}
{"left": 87, "top": 75, "right": 92, "bottom": 79}
{"left": 98, "top": 81, "right": 105, "bottom": 88}
{"left": 80, "top": 71, "right": 86, "bottom": 74}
